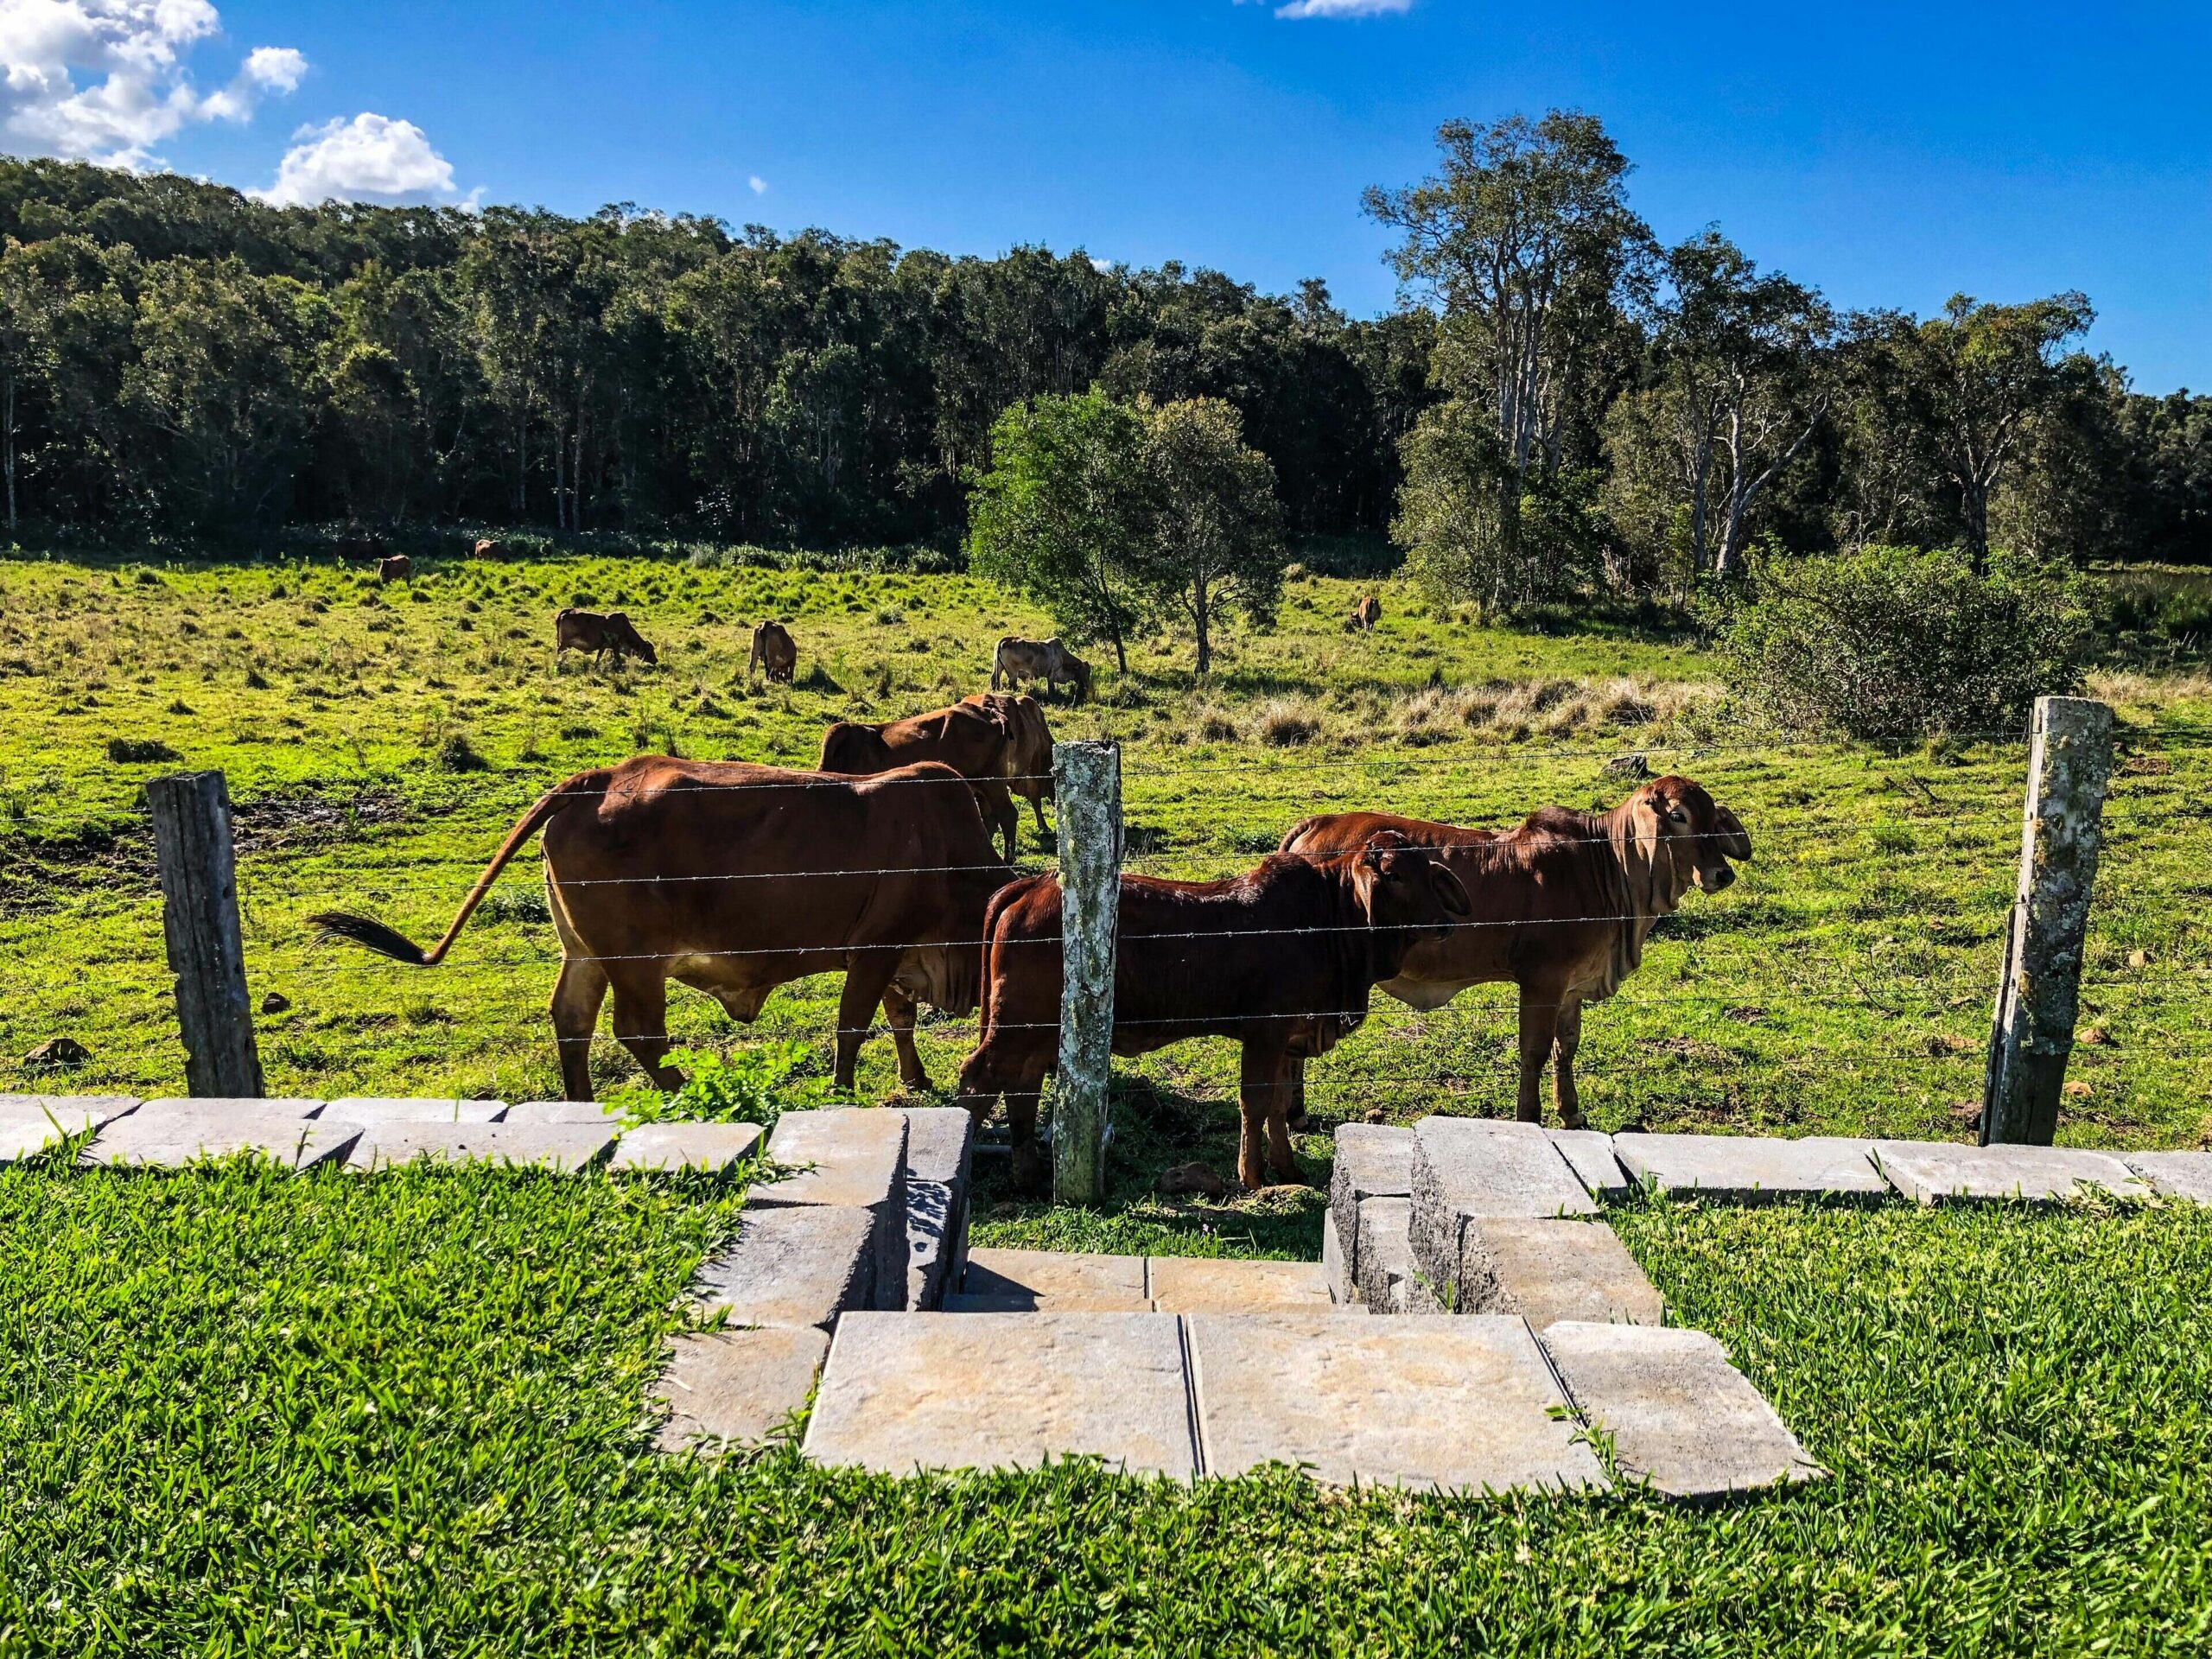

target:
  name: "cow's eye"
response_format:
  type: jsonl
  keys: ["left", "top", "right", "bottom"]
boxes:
{"left": 1667, "top": 808, "right": 1688, "bottom": 824}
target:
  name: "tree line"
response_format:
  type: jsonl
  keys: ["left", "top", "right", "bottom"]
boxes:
{"left": 0, "top": 130, "right": 2205, "bottom": 601}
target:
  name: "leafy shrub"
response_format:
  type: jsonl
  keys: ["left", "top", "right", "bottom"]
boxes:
{"left": 434, "top": 733, "right": 489, "bottom": 772}
{"left": 614, "top": 1042, "right": 835, "bottom": 1130}
{"left": 1722, "top": 547, "right": 2092, "bottom": 742}
{"left": 105, "top": 737, "right": 179, "bottom": 764}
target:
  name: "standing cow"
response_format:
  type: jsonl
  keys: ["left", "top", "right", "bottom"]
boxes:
{"left": 377, "top": 554, "right": 412, "bottom": 583}
{"left": 821, "top": 700, "right": 1020, "bottom": 859}
{"left": 990, "top": 635, "right": 1090, "bottom": 702}
{"left": 1277, "top": 777, "right": 1751, "bottom": 1129}
{"left": 1349, "top": 594, "right": 1382, "bottom": 632}
{"left": 957, "top": 831, "right": 1471, "bottom": 1191}
{"left": 747, "top": 620, "right": 798, "bottom": 683}
{"left": 310, "top": 759, "right": 1007, "bottom": 1099}
{"left": 472, "top": 538, "right": 505, "bottom": 560}
{"left": 555, "top": 608, "right": 658, "bottom": 668}
{"left": 963, "top": 691, "right": 1055, "bottom": 842}
{"left": 335, "top": 531, "right": 383, "bottom": 562}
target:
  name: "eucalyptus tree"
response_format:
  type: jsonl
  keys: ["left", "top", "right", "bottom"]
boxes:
{"left": 1135, "top": 397, "right": 1284, "bottom": 675}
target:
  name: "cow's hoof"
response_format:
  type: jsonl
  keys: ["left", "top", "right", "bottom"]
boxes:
{"left": 1284, "top": 1110, "right": 1312, "bottom": 1133}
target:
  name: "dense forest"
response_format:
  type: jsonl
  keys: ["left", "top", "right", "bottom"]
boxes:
{"left": 0, "top": 129, "right": 2206, "bottom": 580}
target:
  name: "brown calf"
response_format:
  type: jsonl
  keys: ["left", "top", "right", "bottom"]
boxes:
{"left": 556, "top": 607, "right": 658, "bottom": 667}
{"left": 821, "top": 700, "right": 1020, "bottom": 858}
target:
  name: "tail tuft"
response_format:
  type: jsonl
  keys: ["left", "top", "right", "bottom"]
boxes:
{"left": 308, "top": 910, "right": 431, "bottom": 966}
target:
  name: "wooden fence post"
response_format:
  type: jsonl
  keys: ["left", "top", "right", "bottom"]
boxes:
{"left": 1982, "top": 696, "right": 2113, "bottom": 1147}
{"left": 1053, "top": 739, "right": 1121, "bottom": 1205}
{"left": 147, "top": 770, "right": 264, "bottom": 1098}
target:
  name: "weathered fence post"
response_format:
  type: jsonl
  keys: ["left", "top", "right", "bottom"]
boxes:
{"left": 1982, "top": 696, "right": 2113, "bottom": 1147}
{"left": 1053, "top": 739, "right": 1121, "bottom": 1205}
{"left": 147, "top": 770, "right": 264, "bottom": 1098}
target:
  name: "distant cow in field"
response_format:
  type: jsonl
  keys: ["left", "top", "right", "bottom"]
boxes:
{"left": 991, "top": 635, "right": 1090, "bottom": 702}
{"left": 1277, "top": 777, "right": 1752, "bottom": 1130}
{"left": 472, "top": 538, "right": 505, "bottom": 560}
{"left": 377, "top": 554, "right": 411, "bottom": 583}
{"left": 310, "top": 758, "right": 1007, "bottom": 1099}
{"left": 821, "top": 699, "right": 1021, "bottom": 858}
{"left": 335, "top": 531, "right": 383, "bottom": 562}
{"left": 555, "top": 607, "right": 658, "bottom": 668}
{"left": 747, "top": 620, "right": 797, "bottom": 683}
{"left": 957, "top": 831, "right": 1472, "bottom": 1191}
{"left": 1349, "top": 594, "right": 1382, "bottom": 632}
{"left": 963, "top": 691, "right": 1055, "bottom": 842}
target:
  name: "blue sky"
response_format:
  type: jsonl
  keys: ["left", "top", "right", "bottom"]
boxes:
{"left": 9, "top": 0, "right": 2209, "bottom": 390}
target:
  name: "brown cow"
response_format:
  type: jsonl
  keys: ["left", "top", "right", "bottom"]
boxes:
{"left": 956, "top": 832, "right": 1472, "bottom": 1191}
{"left": 991, "top": 635, "right": 1090, "bottom": 702}
{"left": 472, "top": 538, "right": 505, "bottom": 560}
{"left": 1349, "top": 594, "right": 1382, "bottom": 632}
{"left": 556, "top": 607, "right": 658, "bottom": 668}
{"left": 1277, "top": 778, "right": 1751, "bottom": 1129}
{"left": 747, "top": 620, "right": 797, "bottom": 683}
{"left": 962, "top": 691, "right": 1054, "bottom": 842}
{"left": 821, "top": 700, "right": 1020, "bottom": 859}
{"left": 309, "top": 758, "right": 1007, "bottom": 1099}
{"left": 377, "top": 554, "right": 411, "bottom": 583}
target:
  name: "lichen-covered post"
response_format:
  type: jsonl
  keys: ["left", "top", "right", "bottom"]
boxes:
{"left": 147, "top": 769, "right": 265, "bottom": 1098}
{"left": 1053, "top": 740, "right": 1121, "bottom": 1205}
{"left": 1983, "top": 696, "right": 2113, "bottom": 1146}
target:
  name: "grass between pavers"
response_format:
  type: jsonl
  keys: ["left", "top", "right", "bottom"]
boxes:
{"left": 3, "top": 1159, "right": 2209, "bottom": 1655}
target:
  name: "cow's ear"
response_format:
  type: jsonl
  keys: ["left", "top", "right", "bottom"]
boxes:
{"left": 1350, "top": 848, "right": 1384, "bottom": 925}
{"left": 1715, "top": 804, "right": 1753, "bottom": 861}
{"left": 1429, "top": 863, "right": 1471, "bottom": 918}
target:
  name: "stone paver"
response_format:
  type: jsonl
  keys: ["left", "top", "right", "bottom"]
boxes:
{"left": 652, "top": 1326, "right": 830, "bottom": 1452}
{"left": 0, "top": 1094, "right": 140, "bottom": 1128}
{"left": 804, "top": 1311, "right": 1199, "bottom": 1478}
{"left": 903, "top": 1106, "right": 976, "bottom": 1187}
{"left": 1411, "top": 1117, "right": 1596, "bottom": 1307}
{"left": 693, "top": 1205, "right": 875, "bottom": 1330}
{"left": 1871, "top": 1140, "right": 2151, "bottom": 1205}
{"left": 136, "top": 1096, "right": 322, "bottom": 1117}
{"left": 1187, "top": 1312, "right": 1608, "bottom": 1494}
{"left": 1446, "top": 1217, "right": 1663, "bottom": 1327}
{"left": 1541, "top": 1321, "right": 1823, "bottom": 1501}
{"left": 1148, "top": 1257, "right": 1336, "bottom": 1313}
{"left": 1323, "top": 1205, "right": 1353, "bottom": 1303}
{"left": 1328, "top": 1123, "right": 1414, "bottom": 1287}
{"left": 948, "top": 1247, "right": 1149, "bottom": 1312}
{"left": 903, "top": 1107, "right": 976, "bottom": 1312}
{"left": 1355, "top": 1197, "right": 1443, "bottom": 1315}
{"left": 1548, "top": 1128, "right": 1631, "bottom": 1198}
{"left": 345, "top": 1122, "right": 616, "bottom": 1173}
{"left": 85, "top": 1111, "right": 363, "bottom": 1170}
{"left": 1613, "top": 1133, "right": 1886, "bottom": 1203}
{"left": 610, "top": 1122, "right": 763, "bottom": 1173}
{"left": 502, "top": 1099, "right": 630, "bottom": 1126}
{"left": 2123, "top": 1151, "right": 2212, "bottom": 1204}
{"left": 325, "top": 1096, "right": 508, "bottom": 1124}
{"left": 757, "top": 1109, "right": 909, "bottom": 1309}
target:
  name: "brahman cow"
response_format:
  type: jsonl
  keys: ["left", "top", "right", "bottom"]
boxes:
{"left": 963, "top": 691, "right": 1054, "bottom": 842}
{"left": 990, "top": 635, "right": 1090, "bottom": 702}
{"left": 310, "top": 758, "right": 1007, "bottom": 1099}
{"left": 377, "top": 554, "right": 411, "bottom": 583}
{"left": 747, "top": 620, "right": 798, "bottom": 683}
{"left": 820, "top": 700, "right": 1020, "bottom": 859}
{"left": 556, "top": 607, "right": 658, "bottom": 668}
{"left": 472, "top": 538, "right": 505, "bottom": 560}
{"left": 956, "top": 831, "right": 1471, "bottom": 1191}
{"left": 1277, "top": 777, "right": 1752, "bottom": 1129}
{"left": 1349, "top": 594, "right": 1382, "bottom": 632}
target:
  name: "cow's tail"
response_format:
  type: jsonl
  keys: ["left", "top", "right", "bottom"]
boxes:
{"left": 309, "top": 775, "right": 593, "bottom": 967}
{"left": 990, "top": 634, "right": 1014, "bottom": 690}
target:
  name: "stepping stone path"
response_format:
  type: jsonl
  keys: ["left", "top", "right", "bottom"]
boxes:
{"left": 1870, "top": 1141, "right": 2152, "bottom": 1205}
{"left": 654, "top": 1327, "right": 830, "bottom": 1452}
{"left": 2123, "top": 1151, "right": 2212, "bottom": 1203}
{"left": 346, "top": 1121, "right": 619, "bottom": 1173}
{"left": 1614, "top": 1133, "right": 1890, "bottom": 1204}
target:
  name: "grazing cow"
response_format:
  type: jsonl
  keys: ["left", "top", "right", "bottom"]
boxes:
{"left": 310, "top": 758, "right": 1007, "bottom": 1099}
{"left": 990, "top": 635, "right": 1090, "bottom": 702}
{"left": 1277, "top": 777, "right": 1752, "bottom": 1129}
{"left": 747, "top": 620, "right": 798, "bottom": 683}
{"left": 335, "top": 532, "right": 382, "bottom": 562}
{"left": 963, "top": 691, "right": 1055, "bottom": 842}
{"left": 472, "top": 538, "right": 505, "bottom": 560}
{"left": 957, "top": 832, "right": 1472, "bottom": 1191}
{"left": 556, "top": 607, "right": 658, "bottom": 668}
{"left": 1349, "top": 594, "right": 1382, "bottom": 632}
{"left": 821, "top": 700, "right": 1020, "bottom": 859}
{"left": 377, "top": 554, "right": 411, "bottom": 583}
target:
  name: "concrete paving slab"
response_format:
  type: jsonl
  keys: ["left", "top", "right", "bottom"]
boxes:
{"left": 0, "top": 1095, "right": 139, "bottom": 1129}
{"left": 609, "top": 1122, "right": 763, "bottom": 1173}
{"left": 1411, "top": 1117, "right": 1597, "bottom": 1307}
{"left": 758, "top": 1109, "right": 909, "bottom": 1309}
{"left": 502, "top": 1099, "right": 630, "bottom": 1126}
{"left": 1323, "top": 1205, "right": 1354, "bottom": 1304}
{"left": 136, "top": 1096, "right": 321, "bottom": 1117}
{"left": 1541, "top": 1321, "right": 1823, "bottom": 1501}
{"left": 947, "top": 1247, "right": 1149, "bottom": 1313}
{"left": 85, "top": 1112, "right": 363, "bottom": 1170}
{"left": 902, "top": 1106, "right": 976, "bottom": 1187}
{"left": 1, "top": 1119, "right": 73, "bottom": 1162}
{"left": 1548, "top": 1128, "right": 1632, "bottom": 1198}
{"left": 2123, "top": 1151, "right": 2212, "bottom": 1204}
{"left": 1148, "top": 1257, "right": 1335, "bottom": 1313}
{"left": 905, "top": 1180, "right": 960, "bottom": 1311}
{"left": 804, "top": 1311, "right": 1198, "bottom": 1478}
{"left": 1187, "top": 1312, "right": 1607, "bottom": 1494}
{"left": 325, "top": 1097, "right": 508, "bottom": 1124}
{"left": 1355, "top": 1197, "right": 1443, "bottom": 1315}
{"left": 1329, "top": 1124, "right": 1414, "bottom": 1287}
{"left": 1447, "top": 1217, "right": 1663, "bottom": 1327}
{"left": 1870, "top": 1141, "right": 2152, "bottom": 1205}
{"left": 1613, "top": 1134, "right": 1886, "bottom": 1203}
{"left": 693, "top": 1205, "right": 874, "bottom": 1331}
{"left": 345, "top": 1122, "right": 616, "bottom": 1173}
{"left": 652, "top": 1326, "right": 830, "bottom": 1452}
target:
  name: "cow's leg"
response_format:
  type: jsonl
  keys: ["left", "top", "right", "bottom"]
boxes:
{"left": 956, "top": 1039, "right": 1051, "bottom": 1194}
{"left": 1029, "top": 791, "right": 1050, "bottom": 837}
{"left": 1238, "top": 1040, "right": 1301, "bottom": 1189}
{"left": 609, "top": 970, "right": 683, "bottom": 1091}
{"left": 1516, "top": 978, "right": 1570, "bottom": 1124}
{"left": 880, "top": 983, "right": 931, "bottom": 1092}
{"left": 833, "top": 954, "right": 899, "bottom": 1092}
{"left": 1554, "top": 997, "right": 1586, "bottom": 1131}
{"left": 550, "top": 952, "right": 609, "bottom": 1101}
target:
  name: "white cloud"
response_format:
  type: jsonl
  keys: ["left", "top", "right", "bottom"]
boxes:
{"left": 1272, "top": 0, "right": 1411, "bottom": 16}
{"left": 0, "top": 0, "right": 305, "bottom": 168}
{"left": 253, "top": 111, "right": 459, "bottom": 207}
{"left": 747, "top": 174, "right": 766, "bottom": 194}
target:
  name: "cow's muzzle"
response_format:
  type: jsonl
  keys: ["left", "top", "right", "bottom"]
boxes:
{"left": 1695, "top": 863, "right": 1737, "bottom": 893}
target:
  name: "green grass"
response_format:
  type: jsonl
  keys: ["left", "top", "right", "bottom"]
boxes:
{"left": 2, "top": 1159, "right": 2209, "bottom": 1654}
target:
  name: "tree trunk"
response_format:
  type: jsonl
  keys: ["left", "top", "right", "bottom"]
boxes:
{"left": 1193, "top": 576, "right": 1211, "bottom": 677}
{"left": 3, "top": 373, "right": 16, "bottom": 537}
